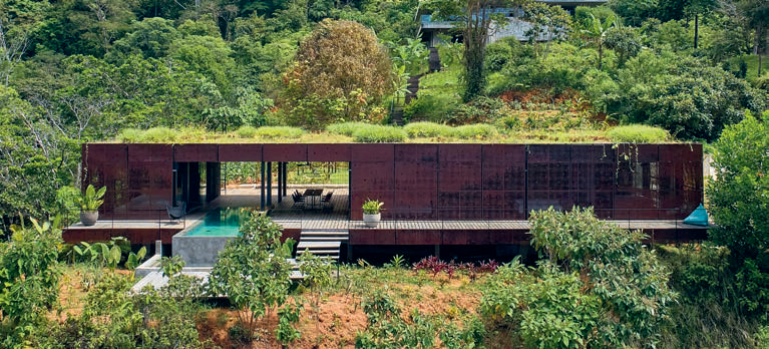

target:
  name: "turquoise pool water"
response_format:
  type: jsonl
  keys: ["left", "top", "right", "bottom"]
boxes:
{"left": 183, "top": 208, "right": 247, "bottom": 237}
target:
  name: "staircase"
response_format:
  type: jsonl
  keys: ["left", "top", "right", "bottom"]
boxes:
{"left": 296, "top": 230, "right": 348, "bottom": 260}
{"left": 428, "top": 47, "right": 441, "bottom": 72}
{"left": 405, "top": 74, "right": 421, "bottom": 105}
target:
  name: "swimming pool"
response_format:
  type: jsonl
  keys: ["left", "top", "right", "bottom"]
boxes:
{"left": 182, "top": 208, "right": 247, "bottom": 237}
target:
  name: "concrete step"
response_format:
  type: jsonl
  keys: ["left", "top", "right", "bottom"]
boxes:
{"left": 297, "top": 241, "right": 341, "bottom": 249}
{"left": 297, "top": 249, "right": 339, "bottom": 254}
{"left": 301, "top": 230, "right": 349, "bottom": 235}
{"left": 300, "top": 236, "right": 349, "bottom": 241}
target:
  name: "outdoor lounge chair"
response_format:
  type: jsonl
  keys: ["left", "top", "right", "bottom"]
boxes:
{"left": 166, "top": 202, "right": 186, "bottom": 221}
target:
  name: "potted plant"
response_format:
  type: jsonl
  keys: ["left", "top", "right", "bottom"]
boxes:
{"left": 362, "top": 199, "right": 384, "bottom": 228}
{"left": 75, "top": 184, "right": 106, "bottom": 226}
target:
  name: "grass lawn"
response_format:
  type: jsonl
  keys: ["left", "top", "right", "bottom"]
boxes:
{"left": 729, "top": 54, "right": 769, "bottom": 80}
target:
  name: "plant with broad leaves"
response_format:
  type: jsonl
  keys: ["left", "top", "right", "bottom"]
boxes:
{"left": 74, "top": 184, "right": 106, "bottom": 212}
{"left": 298, "top": 250, "right": 333, "bottom": 326}
{"left": 481, "top": 207, "right": 676, "bottom": 348}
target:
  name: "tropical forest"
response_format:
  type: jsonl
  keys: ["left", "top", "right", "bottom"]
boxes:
{"left": 1, "top": 0, "right": 769, "bottom": 347}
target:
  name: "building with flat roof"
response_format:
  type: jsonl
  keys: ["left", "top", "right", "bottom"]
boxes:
{"left": 66, "top": 142, "right": 707, "bottom": 261}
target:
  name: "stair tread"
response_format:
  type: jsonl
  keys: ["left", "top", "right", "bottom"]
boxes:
{"left": 297, "top": 241, "right": 341, "bottom": 248}
{"left": 297, "top": 249, "right": 340, "bottom": 254}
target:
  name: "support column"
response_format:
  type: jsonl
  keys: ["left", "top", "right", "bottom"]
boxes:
{"left": 277, "top": 162, "right": 282, "bottom": 203}
{"left": 434, "top": 244, "right": 440, "bottom": 259}
{"left": 267, "top": 162, "right": 272, "bottom": 207}
{"left": 260, "top": 162, "right": 265, "bottom": 210}
{"left": 283, "top": 163, "right": 288, "bottom": 195}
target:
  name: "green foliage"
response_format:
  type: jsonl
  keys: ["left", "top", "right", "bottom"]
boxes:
{"left": 351, "top": 124, "right": 406, "bottom": 143}
{"left": 403, "top": 94, "right": 460, "bottom": 124}
{"left": 253, "top": 126, "right": 304, "bottom": 139}
{"left": 283, "top": 19, "right": 393, "bottom": 130}
{"left": 707, "top": 111, "right": 769, "bottom": 258}
{"left": 160, "top": 255, "right": 185, "bottom": 278}
{"left": 403, "top": 122, "right": 453, "bottom": 138}
{"left": 362, "top": 199, "right": 384, "bottom": 215}
{"left": 482, "top": 207, "right": 676, "bottom": 348}
{"left": 451, "top": 124, "right": 499, "bottom": 140}
{"left": 326, "top": 122, "right": 371, "bottom": 137}
{"left": 355, "top": 290, "right": 436, "bottom": 348}
{"left": 207, "top": 211, "right": 296, "bottom": 338}
{"left": 276, "top": 298, "right": 304, "bottom": 346}
{"left": 31, "top": 272, "right": 208, "bottom": 348}
{"left": 0, "top": 218, "right": 63, "bottom": 347}
{"left": 74, "top": 184, "right": 106, "bottom": 212}
{"left": 605, "top": 125, "right": 670, "bottom": 143}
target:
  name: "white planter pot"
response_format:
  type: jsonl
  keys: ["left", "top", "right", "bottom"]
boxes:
{"left": 363, "top": 213, "right": 381, "bottom": 228}
{"left": 80, "top": 211, "right": 99, "bottom": 226}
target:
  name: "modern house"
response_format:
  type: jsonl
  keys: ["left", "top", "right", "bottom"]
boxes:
{"left": 66, "top": 142, "right": 707, "bottom": 262}
{"left": 419, "top": 0, "right": 608, "bottom": 47}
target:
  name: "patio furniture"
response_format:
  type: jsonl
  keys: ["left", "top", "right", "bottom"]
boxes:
{"left": 322, "top": 191, "right": 334, "bottom": 212}
{"left": 291, "top": 192, "right": 304, "bottom": 209}
{"left": 166, "top": 202, "right": 186, "bottom": 221}
{"left": 302, "top": 188, "right": 324, "bottom": 210}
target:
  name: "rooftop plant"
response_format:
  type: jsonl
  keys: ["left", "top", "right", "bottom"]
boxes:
{"left": 606, "top": 125, "right": 670, "bottom": 143}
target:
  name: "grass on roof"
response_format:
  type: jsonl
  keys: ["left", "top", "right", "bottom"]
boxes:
{"left": 111, "top": 123, "right": 678, "bottom": 144}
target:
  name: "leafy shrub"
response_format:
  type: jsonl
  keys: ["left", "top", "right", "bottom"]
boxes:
{"left": 482, "top": 207, "right": 676, "bottom": 348}
{"left": 326, "top": 122, "right": 370, "bottom": 137}
{"left": 484, "top": 40, "right": 514, "bottom": 73}
{"left": 448, "top": 96, "right": 507, "bottom": 125}
{"left": 402, "top": 94, "right": 459, "bottom": 124}
{"left": 495, "top": 116, "right": 522, "bottom": 131}
{"left": 253, "top": 126, "right": 304, "bottom": 139}
{"left": 451, "top": 124, "right": 499, "bottom": 139}
{"left": 235, "top": 126, "right": 258, "bottom": 138}
{"left": 351, "top": 125, "right": 406, "bottom": 143}
{"left": 355, "top": 291, "right": 437, "bottom": 348}
{"left": 403, "top": 122, "right": 453, "bottom": 138}
{"left": 754, "top": 75, "right": 769, "bottom": 92}
{"left": 606, "top": 125, "right": 670, "bottom": 143}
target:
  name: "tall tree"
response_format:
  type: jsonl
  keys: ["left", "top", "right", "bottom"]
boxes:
{"left": 282, "top": 19, "right": 392, "bottom": 129}
{"left": 687, "top": 0, "right": 719, "bottom": 49}
{"left": 429, "top": 0, "right": 530, "bottom": 102}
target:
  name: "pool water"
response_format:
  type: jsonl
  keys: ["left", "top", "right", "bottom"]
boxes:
{"left": 183, "top": 208, "right": 248, "bottom": 237}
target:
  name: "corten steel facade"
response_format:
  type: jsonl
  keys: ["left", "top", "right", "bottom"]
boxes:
{"left": 79, "top": 143, "right": 704, "bottom": 245}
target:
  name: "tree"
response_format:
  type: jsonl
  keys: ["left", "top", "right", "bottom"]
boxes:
{"left": 580, "top": 13, "right": 615, "bottom": 69}
{"left": 282, "top": 19, "right": 392, "bottom": 129}
{"left": 604, "top": 26, "right": 642, "bottom": 68}
{"left": 207, "top": 211, "right": 296, "bottom": 338}
{"left": 706, "top": 111, "right": 769, "bottom": 259}
{"left": 482, "top": 207, "right": 676, "bottom": 348}
{"left": 736, "top": 0, "right": 769, "bottom": 76}
{"left": 686, "top": 0, "right": 719, "bottom": 49}
{"left": 429, "top": 0, "right": 530, "bottom": 101}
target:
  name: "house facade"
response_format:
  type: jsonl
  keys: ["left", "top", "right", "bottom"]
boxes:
{"left": 419, "top": 0, "right": 608, "bottom": 47}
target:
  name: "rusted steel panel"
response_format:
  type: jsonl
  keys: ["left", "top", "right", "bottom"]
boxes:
{"left": 263, "top": 144, "right": 307, "bottom": 162}
{"left": 219, "top": 144, "right": 263, "bottom": 162}
{"left": 351, "top": 144, "right": 394, "bottom": 162}
{"left": 482, "top": 145, "right": 525, "bottom": 191}
{"left": 83, "top": 144, "right": 129, "bottom": 215}
{"left": 395, "top": 144, "right": 438, "bottom": 162}
{"left": 528, "top": 144, "right": 571, "bottom": 163}
{"left": 174, "top": 144, "right": 218, "bottom": 162}
{"left": 397, "top": 230, "right": 441, "bottom": 245}
{"left": 351, "top": 162, "right": 394, "bottom": 191}
{"left": 308, "top": 144, "right": 351, "bottom": 162}
{"left": 438, "top": 144, "right": 482, "bottom": 162}
{"left": 126, "top": 144, "right": 173, "bottom": 212}
{"left": 571, "top": 144, "right": 615, "bottom": 163}
{"left": 349, "top": 229, "right": 396, "bottom": 245}
{"left": 394, "top": 144, "right": 438, "bottom": 219}
{"left": 281, "top": 229, "right": 301, "bottom": 244}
